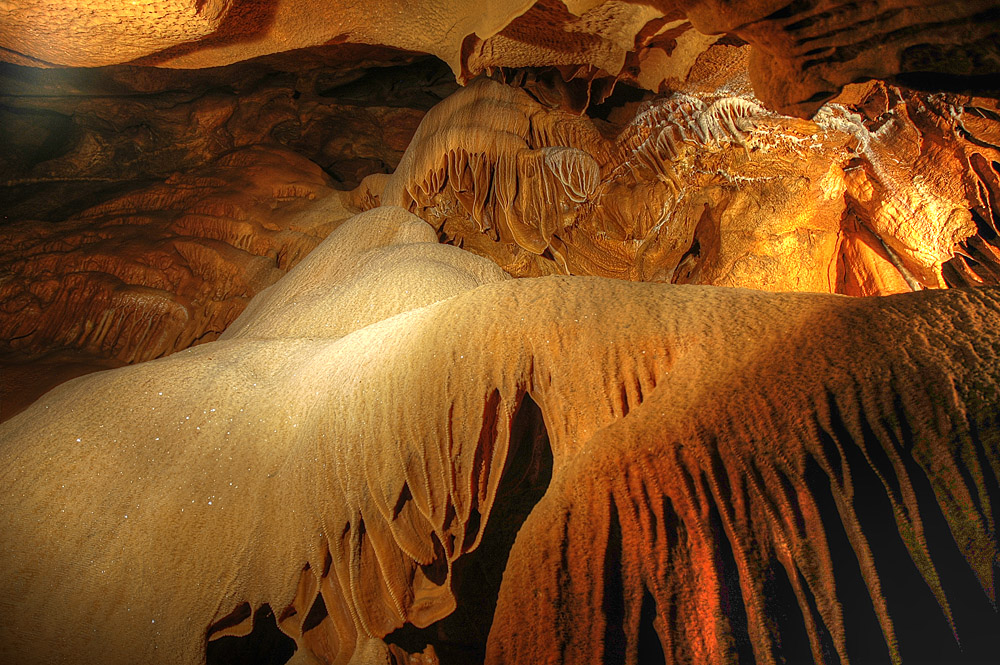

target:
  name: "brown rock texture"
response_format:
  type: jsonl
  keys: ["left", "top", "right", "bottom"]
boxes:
{"left": 2, "top": 3, "right": 1000, "bottom": 665}
{"left": 0, "top": 145, "right": 348, "bottom": 421}
{"left": 2, "top": 207, "right": 998, "bottom": 665}
{"left": 2, "top": 1, "right": 998, "bottom": 117}
{"left": 718, "top": 0, "right": 1000, "bottom": 117}
{"left": 0, "top": 50, "right": 455, "bottom": 208}
{"left": 361, "top": 75, "right": 1000, "bottom": 294}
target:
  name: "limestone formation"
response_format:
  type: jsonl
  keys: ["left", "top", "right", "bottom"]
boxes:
{"left": 0, "top": 146, "right": 349, "bottom": 421}
{"left": 2, "top": 3, "right": 1000, "bottom": 665}
{"left": 365, "top": 76, "right": 999, "bottom": 293}
{"left": 0, "top": 0, "right": 536, "bottom": 73}
{"left": 0, "top": 51, "right": 453, "bottom": 202}
{"left": 2, "top": 206, "right": 999, "bottom": 665}
{"left": 2, "top": 1, "right": 997, "bottom": 116}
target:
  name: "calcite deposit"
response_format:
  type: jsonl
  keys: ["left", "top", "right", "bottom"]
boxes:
{"left": 3, "top": 0, "right": 998, "bottom": 113}
{"left": 0, "top": 146, "right": 348, "bottom": 419}
{"left": 1, "top": 2, "right": 1000, "bottom": 665}
{"left": 363, "top": 75, "right": 999, "bottom": 294}
{"left": 3, "top": 207, "right": 999, "bottom": 665}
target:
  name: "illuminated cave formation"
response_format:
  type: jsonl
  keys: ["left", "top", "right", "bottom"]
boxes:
{"left": 2, "top": 2, "right": 1000, "bottom": 664}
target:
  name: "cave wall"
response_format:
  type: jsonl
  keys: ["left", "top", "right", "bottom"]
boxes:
{"left": 2, "top": 2, "right": 1000, "bottom": 664}
{"left": 3, "top": 0, "right": 999, "bottom": 114}
{"left": 0, "top": 50, "right": 459, "bottom": 420}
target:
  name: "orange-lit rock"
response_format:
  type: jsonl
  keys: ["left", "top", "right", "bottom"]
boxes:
{"left": 3, "top": 1, "right": 998, "bottom": 118}
{"left": 0, "top": 0, "right": 231, "bottom": 67}
{"left": 489, "top": 282, "right": 1000, "bottom": 663}
{"left": 0, "top": 0, "right": 536, "bottom": 73}
{"left": 0, "top": 145, "right": 349, "bottom": 421}
{"left": 361, "top": 76, "right": 995, "bottom": 294}
{"left": 2, "top": 4, "right": 1000, "bottom": 665}
{"left": 836, "top": 218, "right": 913, "bottom": 296}
{"left": 2, "top": 206, "right": 998, "bottom": 665}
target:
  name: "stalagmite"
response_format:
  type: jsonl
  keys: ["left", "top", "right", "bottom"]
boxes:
{"left": 2, "top": 3, "right": 1000, "bottom": 665}
{"left": 3, "top": 205, "right": 999, "bottom": 664}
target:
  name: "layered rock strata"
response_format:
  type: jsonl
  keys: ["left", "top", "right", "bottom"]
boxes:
{"left": 0, "top": 146, "right": 348, "bottom": 420}
{"left": 3, "top": 1, "right": 997, "bottom": 116}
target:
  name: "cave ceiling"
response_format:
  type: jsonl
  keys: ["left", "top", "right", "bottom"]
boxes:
{"left": 2, "top": 1, "right": 1000, "bottom": 664}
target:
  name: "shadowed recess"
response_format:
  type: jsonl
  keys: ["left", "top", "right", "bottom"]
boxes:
{"left": 385, "top": 395, "right": 553, "bottom": 664}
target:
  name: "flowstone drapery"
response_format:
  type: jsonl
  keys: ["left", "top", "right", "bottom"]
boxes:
{"left": 3, "top": 3, "right": 1000, "bottom": 664}
{"left": 360, "top": 78, "right": 997, "bottom": 293}
{"left": 2, "top": 205, "right": 999, "bottom": 664}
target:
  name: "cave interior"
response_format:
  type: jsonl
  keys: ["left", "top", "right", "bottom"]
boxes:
{"left": 2, "top": 1, "right": 1000, "bottom": 664}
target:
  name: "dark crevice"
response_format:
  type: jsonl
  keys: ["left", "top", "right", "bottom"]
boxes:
{"left": 707, "top": 433, "right": 733, "bottom": 516}
{"left": 636, "top": 586, "right": 666, "bottom": 663}
{"left": 384, "top": 395, "right": 553, "bottom": 664}
{"left": 966, "top": 106, "right": 1000, "bottom": 121}
{"left": 810, "top": 395, "right": 894, "bottom": 661}
{"left": 973, "top": 209, "right": 998, "bottom": 243}
{"left": 602, "top": 496, "right": 627, "bottom": 664}
{"left": 761, "top": 555, "right": 814, "bottom": 663}
{"left": 943, "top": 259, "right": 968, "bottom": 287}
{"left": 585, "top": 81, "right": 653, "bottom": 124}
{"left": 206, "top": 605, "right": 295, "bottom": 665}
{"left": 420, "top": 531, "right": 450, "bottom": 587}
{"left": 769, "top": 0, "right": 817, "bottom": 23}
{"left": 671, "top": 238, "right": 701, "bottom": 284}
{"left": 321, "top": 547, "right": 333, "bottom": 579}
{"left": 301, "top": 592, "right": 329, "bottom": 633}
{"left": 968, "top": 416, "right": 1000, "bottom": 609}
{"left": 803, "top": 89, "right": 838, "bottom": 104}
{"left": 843, "top": 392, "right": 971, "bottom": 662}
{"left": 777, "top": 466, "right": 807, "bottom": 538}
{"left": 206, "top": 602, "right": 253, "bottom": 641}
{"left": 392, "top": 482, "right": 413, "bottom": 520}
{"left": 904, "top": 435, "right": 1000, "bottom": 658}
{"left": 316, "top": 57, "right": 459, "bottom": 110}
{"left": 703, "top": 473, "right": 755, "bottom": 664}
{"left": 0, "top": 105, "right": 77, "bottom": 170}
{"left": 488, "top": 66, "right": 616, "bottom": 115}
{"left": 796, "top": 556, "right": 840, "bottom": 663}
{"left": 895, "top": 71, "right": 1000, "bottom": 97}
